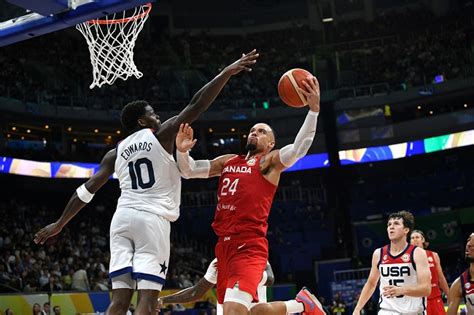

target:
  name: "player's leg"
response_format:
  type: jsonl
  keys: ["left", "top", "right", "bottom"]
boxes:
{"left": 106, "top": 288, "right": 134, "bottom": 314}
{"left": 250, "top": 302, "right": 286, "bottom": 315}
{"left": 249, "top": 287, "right": 325, "bottom": 315}
{"left": 223, "top": 301, "right": 251, "bottom": 315}
{"left": 136, "top": 288, "right": 160, "bottom": 315}
{"left": 222, "top": 238, "right": 269, "bottom": 315}
{"left": 132, "top": 211, "right": 170, "bottom": 315}
{"left": 107, "top": 209, "right": 136, "bottom": 314}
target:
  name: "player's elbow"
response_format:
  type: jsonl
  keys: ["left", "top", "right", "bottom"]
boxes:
{"left": 422, "top": 283, "right": 431, "bottom": 296}
{"left": 178, "top": 168, "right": 192, "bottom": 179}
{"left": 180, "top": 173, "right": 191, "bottom": 179}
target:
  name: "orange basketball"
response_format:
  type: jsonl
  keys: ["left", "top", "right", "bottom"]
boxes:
{"left": 278, "top": 68, "right": 314, "bottom": 107}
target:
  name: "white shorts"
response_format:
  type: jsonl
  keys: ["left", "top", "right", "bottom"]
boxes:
{"left": 109, "top": 208, "right": 170, "bottom": 291}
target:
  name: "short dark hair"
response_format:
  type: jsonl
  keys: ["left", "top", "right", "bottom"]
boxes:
{"left": 388, "top": 210, "right": 415, "bottom": 234}
{"left": 120, "top": 100, "right": 149, "bottom": 132}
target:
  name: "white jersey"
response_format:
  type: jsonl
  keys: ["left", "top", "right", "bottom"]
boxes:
{"left": 378, "top": 244, "right": 425, "bottom": 314}
{"left": 115, "top": 128, "right": 181, "bottom": 221}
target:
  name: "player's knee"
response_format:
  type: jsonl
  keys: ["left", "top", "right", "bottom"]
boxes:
{"left": 223, "top": 301, "right": 249, "bottom": 315}
{"left": 250, "top": 304, "right": 272, "bottom": 315}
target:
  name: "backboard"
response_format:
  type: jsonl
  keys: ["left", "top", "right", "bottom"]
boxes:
{"left": 0, "top": 0, "right": 153, "bottom": 47}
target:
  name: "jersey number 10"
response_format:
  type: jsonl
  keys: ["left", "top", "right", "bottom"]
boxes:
{"left": 128, "top": 158, "right": 155, "bottom": 189}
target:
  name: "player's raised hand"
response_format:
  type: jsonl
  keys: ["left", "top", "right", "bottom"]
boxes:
{"left": 297, "top": 77, "right": 320, "bottom": 113}
{"left": 223, "top": 49, "right": 259, "bottom": 76}
{"left": 34, "top": 222, "right": 62, "bottom": 245}
{"left": 176, "top": 123, "right": 197, "bottom": 153}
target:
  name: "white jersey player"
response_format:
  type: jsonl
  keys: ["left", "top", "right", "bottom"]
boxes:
{"left": 34, "top": 50, "right": 260, "bottom": 315}
{"left": 353, "top": 211, "right": 431, "bottom": 315}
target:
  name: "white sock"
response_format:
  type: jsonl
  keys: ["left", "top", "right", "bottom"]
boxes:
{"left": 285, "top": 300, "right": 304, "bottom": 314}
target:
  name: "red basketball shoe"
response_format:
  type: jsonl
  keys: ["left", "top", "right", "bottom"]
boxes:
{"left": 295, "top": 287, "right": 325, "bottom": 315}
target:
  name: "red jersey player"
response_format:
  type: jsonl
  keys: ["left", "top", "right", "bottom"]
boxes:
{"left": 175, "top": 76, "right": 324, "bottom": 315}
{"left": 410, "top": 230, "right": 449, "bottom": 315}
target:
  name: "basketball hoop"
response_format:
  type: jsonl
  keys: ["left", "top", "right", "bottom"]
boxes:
{"left": 76, "top": 3, "right": 152, "bottom": 89}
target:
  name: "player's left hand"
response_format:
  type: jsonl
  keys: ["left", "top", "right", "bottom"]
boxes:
{"left": 34, "top": 222, "right": 62, "bottom": 245}
{"left": 176, "top": 123, "right": 197, "bottom": 153}
{"left": 223, "top": 49, "right": 259, "bottom": 76}
{"left": 297, "top": 77, "right": 320, "bottom": 113}
{"left": 382, "top": 285, "right": 405, "bottom": 298}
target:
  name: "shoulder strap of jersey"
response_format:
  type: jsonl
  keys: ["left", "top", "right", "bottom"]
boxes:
{"left": 410, "top": 245, "right": 417, "bottom": 271}
{"left": 377, "top": 246, "right": 386, "bottom": 268}
{"left": 461, "top": 270, "right": 467, "bottom": 300}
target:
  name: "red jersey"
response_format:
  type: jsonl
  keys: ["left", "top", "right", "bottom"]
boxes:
{"left": 212, "top": 155, "right": 277, "bottom": 238}
{"left": 426, "top": 250, "right": 441, "bottom": 299}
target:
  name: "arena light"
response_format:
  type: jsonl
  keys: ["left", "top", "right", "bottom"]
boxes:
{"left": 44, "top": 125, "right": 49, "bottom": 129}
{"left": 339, "top": 129, "right": 474, "bottom": 165}
{"left": 67, "top": 127, "right": 72, "bottom": 132}
{"left": 433, "top": 74, "right": 444, "bottom": 84}
{"left": 322, "top": 17, "right": 333, "bottom": 22}
{"left": 464, "top": 104, "right": 468, "bottom": 108}
{"left": 116, "top": 130, "right": 121, "bottom": 134}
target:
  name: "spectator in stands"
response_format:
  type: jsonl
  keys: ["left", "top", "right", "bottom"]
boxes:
{"left": 32, "top": 303, "right": 41, "bottom": 315}
{"left": 71, "top": 263, "right": 89, "bottom": 291}
{"left": 53, "top": 305, "right": 61, "bottom": 315}
{"left": 41, "top": 302, "right": 50, "bottom": 315}
{"left": 5, "top": 308, "right": 13, "bottom": 315}
{"left": 41, "top": 275, "right": 61, "bottom": 292}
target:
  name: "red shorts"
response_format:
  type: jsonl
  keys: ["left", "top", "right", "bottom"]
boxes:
{"left": 427, "top": 297, "right": 446, "bottom": 315}
{"left": 215, "top": 236, "right": 268, "bottom": 304}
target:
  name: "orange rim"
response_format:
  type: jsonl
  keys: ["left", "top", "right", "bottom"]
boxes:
{"left": 87, "top": 3, "right": 152, "bottom": 25}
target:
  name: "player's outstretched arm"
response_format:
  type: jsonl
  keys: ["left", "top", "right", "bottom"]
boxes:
{"left": 271, "top": 77, "right": 320, "bottom": 172}
{"left": 433, "top": 252, "right": 450, "bottom": 298}
{"left": 382, "top": 247, "right": 431, "bottom": 298}
{"left": 158, "top": 50, "right": 259, "bottom": 139}
{"left": 33, "top": 149, "right": 116, "bottom": 245}
{"left": 175, "top": 123, "right": 235, "bottom": 178}
{"left": 353, "top": 249, "right": 381, "bottom": 315}
{"left": 158, "top": 278, "right": 214, "bottom": 307}
{"left": 446, "top": 277, "right": 463, "bottom": 315}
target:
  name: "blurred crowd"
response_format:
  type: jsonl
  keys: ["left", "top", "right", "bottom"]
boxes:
{"left": 0, "top": 7, "right": 472, "bottom": 111}
{"left": 0, "top": 198, "right": 213, "bottom": 294}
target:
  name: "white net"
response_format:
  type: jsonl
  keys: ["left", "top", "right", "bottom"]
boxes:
{"left": 76, "top": 3, "right": 151, "bottom": 89}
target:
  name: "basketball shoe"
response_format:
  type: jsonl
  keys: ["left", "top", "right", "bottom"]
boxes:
{"left": 296, "top": 287, "right": 325, "bottom": 315}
